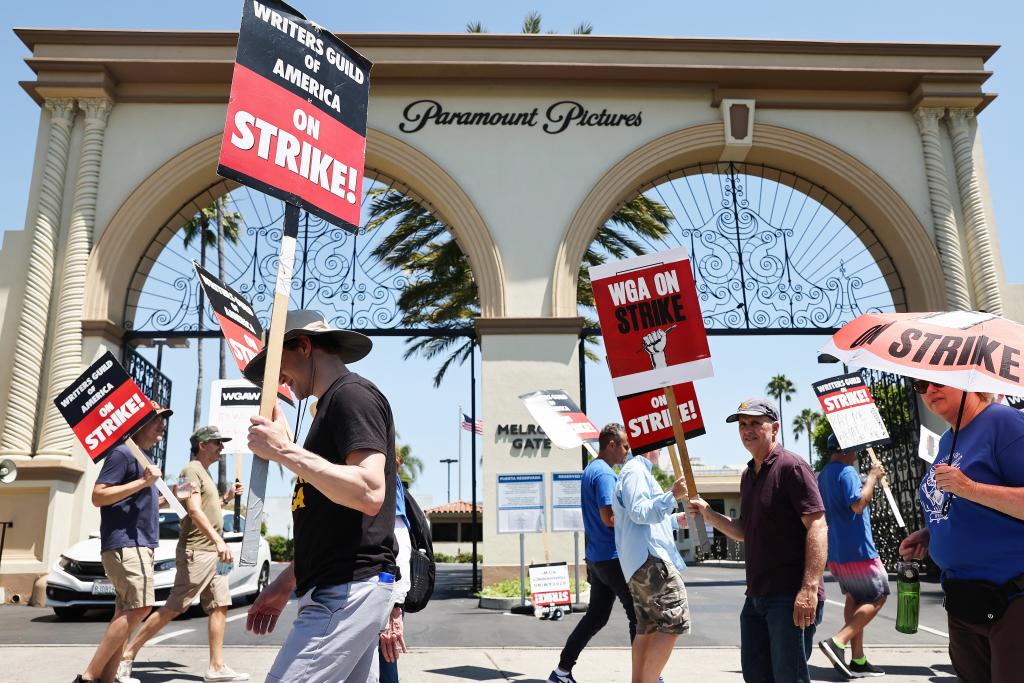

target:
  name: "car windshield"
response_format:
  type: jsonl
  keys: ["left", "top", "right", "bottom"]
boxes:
{"left": 158, "top": 511, "right": 245, "bottom": 540}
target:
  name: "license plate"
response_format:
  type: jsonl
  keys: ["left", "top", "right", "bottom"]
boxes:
{"left": 91, "top": 580, "right": 115, "bottom": 596}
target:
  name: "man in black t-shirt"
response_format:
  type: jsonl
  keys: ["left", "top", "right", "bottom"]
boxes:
{"left": 244, "top": 310, "right": 397, "bottom": 683}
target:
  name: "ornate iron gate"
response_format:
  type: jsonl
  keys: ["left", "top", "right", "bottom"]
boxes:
{"left": 123, "top": 347, "right": 173, "bottom": 472}
{"left": 860, "top": 368, "right": 926, "bottom": 571}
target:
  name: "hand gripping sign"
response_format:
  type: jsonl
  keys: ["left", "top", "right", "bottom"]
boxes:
{"left": 590, "top": 247, "right": 714, "bottom": 551}
{"left": 52, "top": 352, "right": 186, "bottom": 519}
{"left": 813, "top": 372, "right": 905, "bottom": 527}
{"left": 218, "top": 0, "right": 372, "bottom": 233}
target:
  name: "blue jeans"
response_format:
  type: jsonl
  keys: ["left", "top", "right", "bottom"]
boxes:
{"left": 378, "top": 653, "right": 398, "bottom": 683}
{"left": 740, "top": 594, "right": 824, "bottom": 683}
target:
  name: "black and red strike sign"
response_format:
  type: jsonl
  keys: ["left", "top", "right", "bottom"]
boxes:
{"left": 218, "top": 0, "right": 372, "bottom": 233}
{"left": 590, "top": 248, "right": 713, "bottom": 396}
{"left": 53, "top": 352, "right": 155, "bottom": 461}
{"left": 812, "top": 373, "right": 890, "bottom": 451}
{"left": 618, "top": 383, "right": 705, "bottom": 455}
{"left": 194, "top": 262, "right": 295, "bottom": 403}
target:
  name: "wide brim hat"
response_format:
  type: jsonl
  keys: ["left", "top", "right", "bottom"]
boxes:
{"left": 242, "top": 309, "right": 372, "bottom": 385}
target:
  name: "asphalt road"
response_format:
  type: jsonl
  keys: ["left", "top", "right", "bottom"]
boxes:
{"left": 0, "top": 564, "right": 951, "bottom": 651}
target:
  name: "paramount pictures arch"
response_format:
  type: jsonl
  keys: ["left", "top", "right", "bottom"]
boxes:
{"left": 0, "top": 29, "right": 1021, "bottom": 597}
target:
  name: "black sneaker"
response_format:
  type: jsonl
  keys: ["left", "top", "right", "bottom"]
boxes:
{"left": 818, "top": 639, "right": 853, "bottom": 678}
{"left": 73, "top": 677, "right": 98, "bottom": 683}
{"left": 848, "top": 660, "right": 885, "bottom": 678}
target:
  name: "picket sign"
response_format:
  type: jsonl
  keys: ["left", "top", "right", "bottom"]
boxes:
{"left": 218, "top": 0, "right": 372, "bottom": 565}
{"left": 813, "top": 373, "right": 904, "bottom": 528}
{"left": 51, "top": 351, "right": 185, "bottom": 519}
{"left": 589, "top": 248, "right": 713, "bottom": 553}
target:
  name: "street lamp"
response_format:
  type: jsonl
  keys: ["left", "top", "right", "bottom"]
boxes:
{"left": 440, "top": 458, "right": 458, "bottom": 503}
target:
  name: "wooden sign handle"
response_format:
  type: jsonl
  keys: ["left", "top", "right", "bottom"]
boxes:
{"left": 664, "top": 386, "right": 699, "bottom": 499}
{"left": 125, "top": 438, "right": 186, "bottom": 519}
{"left": 866, "top": 447, "right": 906, "bottom": 528}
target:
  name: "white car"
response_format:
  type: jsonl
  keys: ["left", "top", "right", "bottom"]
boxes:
{"left": 46, "top": 510, "right": 272, "bottom": 619}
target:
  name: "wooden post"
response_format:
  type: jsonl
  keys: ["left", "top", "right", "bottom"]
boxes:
{"left": 240, "top": 203, "right": 300, "bottom": 566}
{"left": 124, "top": 439, "right": 186, "bottom": 519}
{"left": 664, "top": 385, "right": 710, "bottom": 552}
{"left": 866, "top": 447, "right": 905, "bottom": 528}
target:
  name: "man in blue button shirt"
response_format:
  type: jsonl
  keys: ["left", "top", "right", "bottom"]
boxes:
{"left": 548, "top": 424, "right": 637, "bottom": 683}
{"left": 614, "top": 444, "right": 690, "bottom": 683}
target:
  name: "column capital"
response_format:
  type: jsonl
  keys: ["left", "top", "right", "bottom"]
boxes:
{"left": 77, "top": 97, "right": 113, "bottom": 123}
{"left": 912, "top": 106, "right": 946, "bottom": 132}
{"left": 43, "top": 97, "right": 77, "bottom": 124}
{"left": 946, "top": 107, "right": 976, "bottom": 127}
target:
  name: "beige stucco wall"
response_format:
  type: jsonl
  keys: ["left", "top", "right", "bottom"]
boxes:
{"left": 0, "top": 33, "right": 1015, "bottom": 595}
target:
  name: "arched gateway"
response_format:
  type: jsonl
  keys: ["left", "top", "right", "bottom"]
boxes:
{"left": 0, "top": 30, "right": 1017, "bottom": 598}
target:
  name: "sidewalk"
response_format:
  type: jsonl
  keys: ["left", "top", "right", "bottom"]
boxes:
{"left": 4, "top": 644, "right": 954, "bottom": 682}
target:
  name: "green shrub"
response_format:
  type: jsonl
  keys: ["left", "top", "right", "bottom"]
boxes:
{"left": 266, "top": 535, "right": 293, "bottom": 561}
{"left": 455, "top": 551, "right": 481, "bottom": 563}
{"left": 433, "top": 551, "right": 454, "bottom": 563}
{"left": 477, "top": 576, "right": 588, "bottom": 598}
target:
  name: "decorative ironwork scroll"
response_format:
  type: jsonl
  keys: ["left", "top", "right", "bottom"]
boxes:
{"left": 601, "top": 163, "right": 906, "bottom": 333}
{"left": 124, "top": 172, "right": 434, "bottom": 335}
{"left": 122, "top": 348, "right": 173, "bottom": 472}
{"left": 859, "top": 368, "right": 928, "bottom": 573}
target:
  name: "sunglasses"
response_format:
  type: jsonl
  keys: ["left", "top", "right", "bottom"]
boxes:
{"left": 912, "top": 379, "right": 946, "bottom": 394}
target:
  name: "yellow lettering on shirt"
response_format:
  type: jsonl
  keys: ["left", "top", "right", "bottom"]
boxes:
{"left": 291, "top": 485, "right": 305, "bottom": 511}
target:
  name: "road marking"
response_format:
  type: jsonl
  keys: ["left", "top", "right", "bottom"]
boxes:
{"left": 823, "top": 598, "right": 948, "bottom": 638}
{"left": 226, "top": 612, "right": 248, "bottom": 623}
{"left": 147, "top": 628, "right": 194, "bottom": 645}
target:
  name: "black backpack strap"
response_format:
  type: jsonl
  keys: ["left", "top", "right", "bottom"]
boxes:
{"left": 401, "top": 481, "right": 434, "bottom": 561}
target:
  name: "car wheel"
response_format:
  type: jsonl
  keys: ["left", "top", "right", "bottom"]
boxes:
{"left": 247, "top": 562, "right": 270, "bottom": 604}
{"left": 53, "top": 606, "right": 86, "bottom": 620}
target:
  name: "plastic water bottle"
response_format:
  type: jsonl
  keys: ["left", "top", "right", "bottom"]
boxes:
{"left": 379, "top": 571, "right": 395, "bottom": 585}
{"left": 217, "top": 559, "right": 233, "bottom": 576}
{"left": 895, "top": 561, "right": 920, "bottom": 634}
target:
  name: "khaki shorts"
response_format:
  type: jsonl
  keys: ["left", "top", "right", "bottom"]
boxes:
{"left": 628, "top": 555, "right": 691, "bottom": 635}
{"left": 163, "top": 546, "right": 231, "bottom": 614}
{"left": 101, "top": 546, "right": 155, "bottom": 611}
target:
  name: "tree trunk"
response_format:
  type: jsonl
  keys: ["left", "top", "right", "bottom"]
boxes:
{"left": 216, "top": 199, "right": 228, "bottom": 495}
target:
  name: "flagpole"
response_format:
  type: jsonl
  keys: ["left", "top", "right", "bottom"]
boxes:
{"left": 458, "top": 404, "right": 463, "bottom": 501}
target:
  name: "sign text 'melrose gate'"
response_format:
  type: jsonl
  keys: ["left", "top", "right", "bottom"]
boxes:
{"left": 218, "top": 0, "right": 372, "bottom": 233}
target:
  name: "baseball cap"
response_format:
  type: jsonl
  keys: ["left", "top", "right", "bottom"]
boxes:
{"left": 725, "top": 397, "right": 780, "bottom": 423}
{"left": 190, "top": 425, "right": 232, "bottom": 447}
{"left": 149, "top": 400, "right": 173, "bottom": 418}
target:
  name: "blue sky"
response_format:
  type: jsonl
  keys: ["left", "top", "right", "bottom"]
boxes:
{"left": 2, "top": 1, "right": 1022, "bottom": 509}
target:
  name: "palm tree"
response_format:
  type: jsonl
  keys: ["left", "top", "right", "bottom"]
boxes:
{"left": 397, "top": 442, "right": 424, "bottom": 487}
{"left": 765, "top": 374, "right": 797, "bottom": 446}
{"left": 791, "top": 408, "right": 822, "bottom": 464}
{"left": 181, "top": 197, "right": 240, "bottom": 490}
{"left": 365, "top": 191, "right": 671, "bottom": 385}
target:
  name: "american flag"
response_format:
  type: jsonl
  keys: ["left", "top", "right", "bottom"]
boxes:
{"left": 461, "top": 413, "right": 484, "bottom": 434}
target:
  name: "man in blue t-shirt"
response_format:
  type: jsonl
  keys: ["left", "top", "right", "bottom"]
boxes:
{"left": 75, "top": 402, "right": 170, "bottom": 683}
{"left": 816, "top": 434, "right": 888, "bottom": 679}
{"left": 548, "top": 424, "right": 636, "bottom": 683}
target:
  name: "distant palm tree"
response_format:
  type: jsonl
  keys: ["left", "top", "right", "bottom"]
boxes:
{"left": 182, "top": 197, "right": 240, "bottom": 491}
{"left": 791, "top": 408, "right": 822, "bottom": 463}
{"left": 398, "top": 442, "right": 424, "bottom": 487}
{"left": 765, "top": 374, "right": 797, "bottom": 446}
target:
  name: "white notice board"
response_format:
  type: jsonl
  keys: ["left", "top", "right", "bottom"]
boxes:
{"left": 551, "top": 472, "right": 584, "bottom": 532}
{"left": 497, "top": 473, "right": 545, "bottom": 533}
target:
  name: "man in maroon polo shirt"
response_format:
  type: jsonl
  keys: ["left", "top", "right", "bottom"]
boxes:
{"left": 689, "top": 397, "right": 827, "bottom": 683}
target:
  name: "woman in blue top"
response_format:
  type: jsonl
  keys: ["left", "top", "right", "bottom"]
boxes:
{"left": 899, "top": 381, "right": 1024, "bottom": 683}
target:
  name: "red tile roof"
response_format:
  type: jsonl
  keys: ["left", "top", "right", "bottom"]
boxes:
{"left": 426, "top": 500, "right": 483, "bottom": 515}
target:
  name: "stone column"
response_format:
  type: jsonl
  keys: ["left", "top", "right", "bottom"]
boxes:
{"left": 913, "top": 107, "right": 971, "bottom": 311}
{"left": 945, "top": 108, "right": 1002, "bottom": 314}
{"left": 37, "top": 98, "right": 114, "bottom": 457}
{"left": 0, "top": 98, "right": 77, "bottom": 457}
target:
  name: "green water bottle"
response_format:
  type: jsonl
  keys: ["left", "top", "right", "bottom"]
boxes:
{"left": 896, "top": 561, "right": 920, "bottom": 634}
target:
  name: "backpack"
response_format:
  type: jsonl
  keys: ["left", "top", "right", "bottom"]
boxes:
{"left": 400, "top": 482, "right": 435, "bottom": 613}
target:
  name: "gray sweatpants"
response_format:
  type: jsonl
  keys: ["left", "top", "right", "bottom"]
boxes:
{"left": 267, "top": 576, "right": 393, "bottom": 683}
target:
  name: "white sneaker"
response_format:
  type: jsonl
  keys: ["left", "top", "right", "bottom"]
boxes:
{"left": 205, "top": 665, "right": 250, "bottom": 682}
{"left": 115, "top": 659, "right": 140, "bottom": 683}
